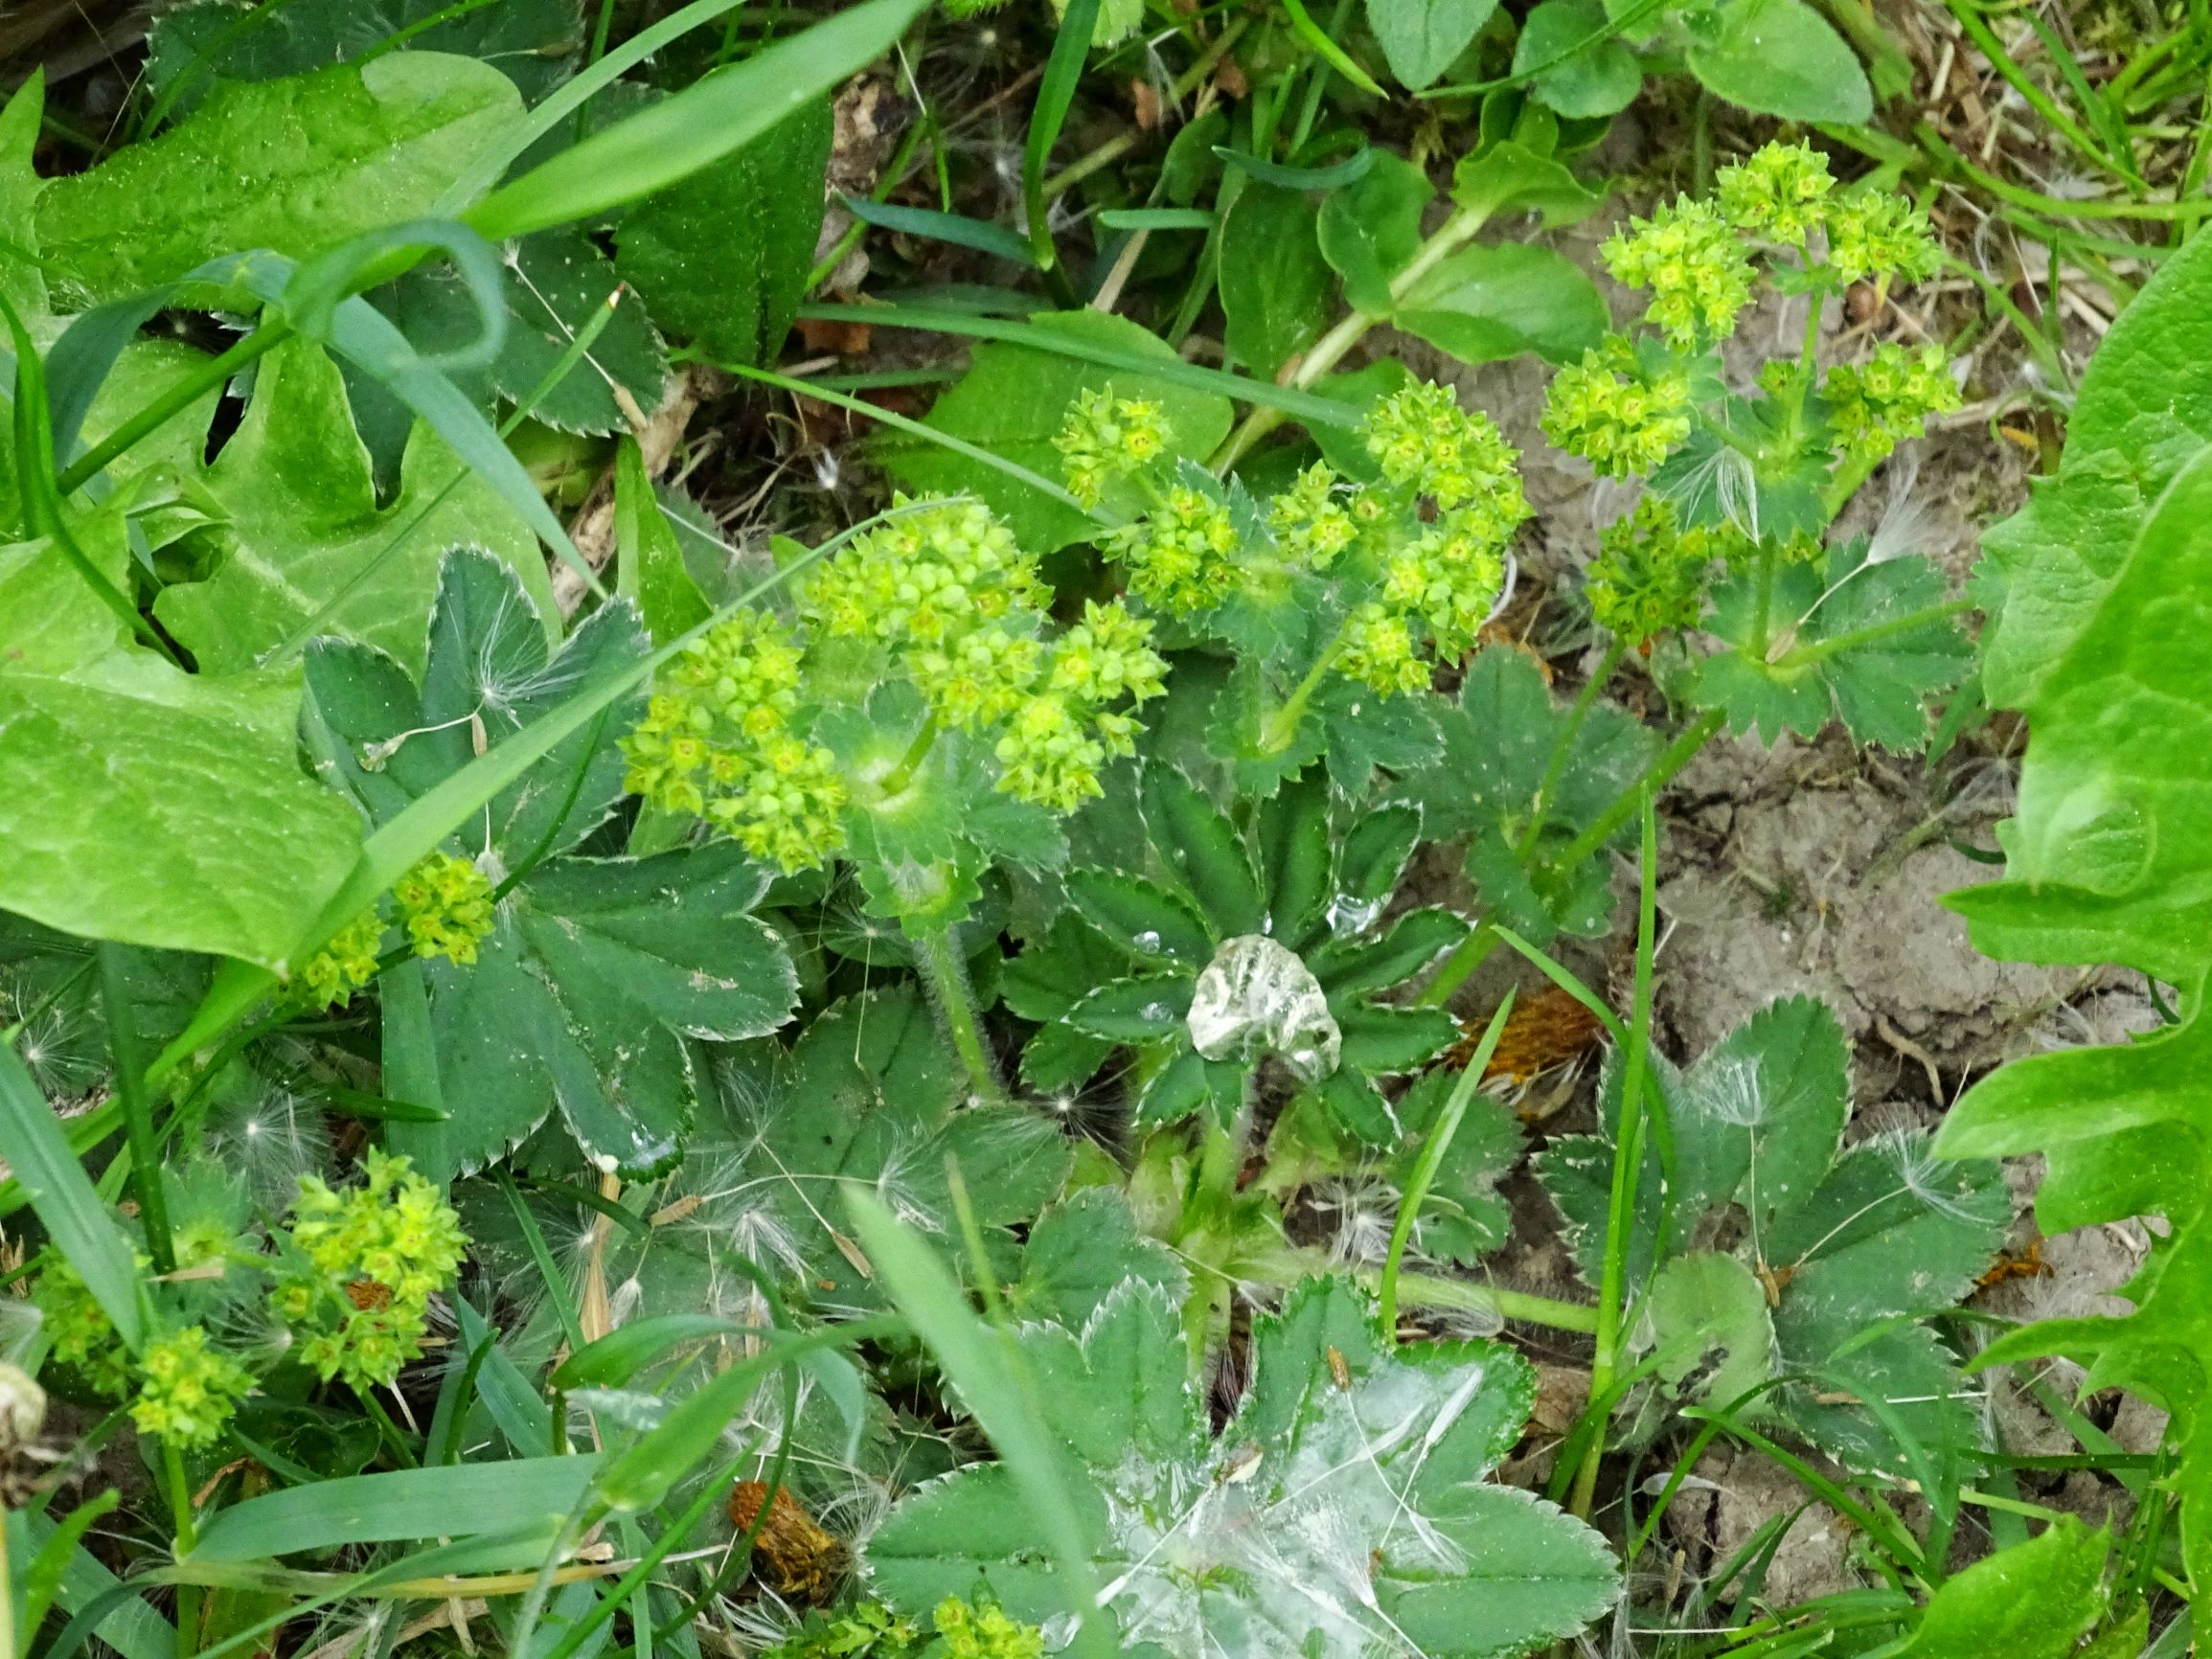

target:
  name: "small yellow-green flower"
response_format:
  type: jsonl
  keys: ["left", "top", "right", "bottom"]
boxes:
{"left": 1268, "top": 462, "right": 1357, "bottom": 568}
{"left": 1338, "top": 602, "right": 1430, "bottom": 695}
{"left": 804, "top": 499, "right": 1043, "bottom": 647}
{"left": 1824, "top": 342, "right": 1960, "bottom": 464}
{"left": 1111, "top": 484, "right": 1240, "bottom": 615}
{"left": 1048, "top": 600, "right": 1167, "bottom": 707}
{"left": 910, "top": 624, "right": 1045, "bottom": 732}
{"left": 1541, "top": 337, "right": 1694, "bottom": 478}
{"left": 1717, "top": 141, "right": 1835, "bottom": 245}
{"left": 1054, "top": 385, "right": 1173, "bottom": 507}
{"left": 294, "top": 908, "right": 385, "bottom": 1009}
{"left": 931, "top": 1596, "right": 1044, "bottom": 1659}
{"left": 993, "top": 693, "right": 1108, "bottom": 812}
{"left": 34, "top": 1258, "right": 132, "bottom": 1397}
{"left": 1586, "top": 496, "right": 1721, "bottom": 648}
{"left": 394, "top": 853, "right": 494, "bottom": 966}
{"left": 1363, "top": 382, "right": 1523, "bottom": 514}
{"left": 1603, "top": 197, "right": 1756, "bottom": 346}
{"left": 1826, "top": 191, "right": 1941, "bottom": 287}
{"left": 129, "top": 1327, "right": 253, "bottom": 1450}
{"left": 285, "top": 1151, "right": 467, "bottom": 1391}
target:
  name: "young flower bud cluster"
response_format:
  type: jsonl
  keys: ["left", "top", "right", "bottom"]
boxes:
{"left": 279, "top": 1150, "right": 467, "bottom": 1392}
{"left": 1540, "top": 337, "right": 1694, "bottom": 477}
{"left": 620, "top": 608, "right": 850, "bottom": 875}
{"left": 929, "top": 1596, "right": 1045, "bottom": 1659}
{"left": 128, "top": 1326, "right": 253, "bottom": 1450}
{"left": 34, "top": 1258, "right": 133, "bottom": 1397}
{"left": 1053, "top": 385, "right": 1172, "bottom": 508}
{"left": 1716, "top": 140, "right": 1835, "bottom": 245}
{"left": 1109, "top": 484, "right": 1241, "bottom": 615}
{"left": 1586, "top": 496, "right": 1731, "bottom": 648}
{"left": 394, "top": 852, "right": 495, "bottom": 966}
{"left": 1826, "top": 191, "right": 1943, "bottom": 287}
{"left": 1602, "top": 198, "right": 1755, "bottom": 347}
{"left": 1267, "top": 463, "right": 1357, "bottom": 569}
{"left": 806, "top": 500, "right": 1046, "bottom": 648}
{"left": 1823, "top": 342, "right": 1961, "bottom": 464}
{"left": 293, "top": 908, "right": 386, "bottom": 1010}
{"left": 1338, "top": 602, "right": 1429, "bottom": 695}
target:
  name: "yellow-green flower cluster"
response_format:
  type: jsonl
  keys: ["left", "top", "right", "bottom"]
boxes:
{"left": 293, "top": 909, "right": 385, "bottom": 1009}
{"left": 1540, "top": 337, "right": 1693, "bottom": 477}
{"left": 1603, "top": 198, "right": 1756, "bottom": 346}
{"left": 1048, "top": 600, "right": 1169, "bottom": 707}
{"left": 1827, "top": 191, "right": 1941, "bottom": 287}
{"left": 1053, "top": 386, "right": 1172, "bottom": 508}
{"left": 1338, "top": 602, "right": 1429, "bottom": 694}
{"left": 1363, "top": 382, "right": 1522, "bottom": 513}
{"left": 1268, "top": 462, "right": 1357, "bottom": 568}
{"left": 619, "top": 609, "right": 849, "bottom": 874}
{"left": 281, "top": 1151, "right": 466, "bottom": 1391}
{"left": 992, "top": 693, "right": 1113, "bottom": 812}
{"left": 1380, "top": 513, "right": 1512, "bottom": 658}
{"left": 910, "top": 625, "right": 1044, "bottom": 732}
{"left": 1586, "top": 497, "right": 1721, "bottom": 648}
{"left": 930, "top": 1596, "right": 1045, "bottom": 1659}
{"left": 128, "top": 1327, "right": 253, "bottom": 1450}
{"left": 34, "top": 1259, "right": 132, "bottom": 1397}
{"left": 1717, "top": 141, "right": 1835, "bottom": 245}
{"left": 394, "top": 853, "right": 494, "bottom": 966}
{"left": 1111, "top": 484, "right": 1240, "bottom": 615}
{"left": 804, "top": 499, "right": 1045, "bottom": 647}
{"left": 1824, "top": 342, "right": 1961, "bottom": 465}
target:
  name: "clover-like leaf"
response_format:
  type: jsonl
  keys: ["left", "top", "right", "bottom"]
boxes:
{"left": 864, "top": 1276, "right": 1619, "bottom": 1657}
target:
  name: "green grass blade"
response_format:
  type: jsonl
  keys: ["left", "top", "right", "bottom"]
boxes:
{"left": 837, "top": 193, "right": 1037, "bottom": 266}
{"left": 845, "top": 1189, "right": 1115, "bottom": 1659}
{"left": 97, "top": 944, "right": 173, "bottom": 1276}
{"left": 187, "top": 1457, "right": 604, "bottom": 1562}
{"left": 1020, "top": 0, "right": 1102, "bottom": 285}
{"left": 467, "top": 0, "right": 929, "bottom": 241}
{"left": 795, "top": 302, "right": 1363, "bottom": 428}
{"left": 0, "top": 1040, "right": 144, "bottom": 1351}
{"left": 553, "top": 1314, "right": 761, "bottom": 1391}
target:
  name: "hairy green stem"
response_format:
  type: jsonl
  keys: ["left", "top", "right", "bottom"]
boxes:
{"left": 1550, "top": 706, "right": 1726, "bottom": 877}
{"left": 166, "top": 1443, "right": 202, "bottom": 1658}
{"left": 1257, "top": 629, "right": 1348, "bottom": 755}
{"left": 1778, "top": 598, "right": 1976, "bottom": 670}
{"left": 876, "top": 716, "right": 941, "bottom": 799}
{"left": 1516, "top": 642, "right": 1627, "bottom": 862}
{"left": 1415, "top": 920, "right": 1498, "bottom": 1010}
{"left": 904, "top": 918, "right": 1004, "bottom": 1104}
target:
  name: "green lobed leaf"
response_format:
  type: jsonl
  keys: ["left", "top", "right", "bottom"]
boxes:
{"left": 1011, "top": 1188, "right": 1189, "bottom": 1328}
{"left": 0, "top": 519, "right": 359, "bottom": 971}
{"left": 154, "top": 336, "right": 555, "bottom": 677}
{"left": 1683, "top": 0, "right": 1873, "bottom": 124}
{"left": 1387, "top": 1065, "right": 1523, "bottom": 1264}
{"left": 1064, "top": 869, "right": 1217, "bottom": 966}
{"left": 615, "top": 100, "right": 832, "bottom": 369}
{"left": 37, "top": 55, "right": 523, "bottom": 307}
{"left": 1397, "top": 241, "right": 1610, "bottom": 366}
{"left": 1365, "top": 0, "right": 1502, "bottom": 90}
{"left": 1450, "top": 140, "right": 1608, "bottom": 226}
{"left": 885, "top": 310, "right": 1233, "bottom": 554}
{"left": 1219, "top": 181, "right": 1335, "bottom": 380}
{"left": 1904, "top": 1517, "right": 2110, "bottom": 1659}
{"left": 865, "top": 1275, "right": 1618, "bottom": 1656}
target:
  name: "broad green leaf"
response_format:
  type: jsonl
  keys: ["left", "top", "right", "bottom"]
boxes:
{"left": 866, "top": 1276, "right": 1618, "bottom": 1655}
{"left": 1516, "top": 0, "right": 1642, "bottom": 117}
{"left": 1140, "top": 764, "right": 1266, "bottom": 937}
{"left": 1308, "top": 906, "right": 1469, "bottom": 999}
{"left": 1365, "top": 0, "right": 1501, "bottom": 90}
{"left": 1696, "top": 541, "right": 1971, "bottom": 752}
{"left": 1012, "top": 1188, "right": 1189, "bottom": 1327}
{"left": 0, "top": 521, "right": 358, "bottom": 971}
{"left": 615, "top": 100, "right": 832, "bottom": 368}
{"left": 153, "top": 337, "right": 554, "bottom": 677}
{"left": 5, "top": 1505, "right": 174, "bottom": 1659}
{"left": 376, "top": 229, "right": 668, "bottom": 436}
{"left": 1938, "top": 443, "right": 2212, "bottom": 1586}
{"left": 1643, "top": 1252, "right": 1774, "bottom": 1409}
{"left": 4, "top": 336, "right": 223, "bottom": 537}
{"left": 1219, "top": 182, "right": 1334, "bottom": 380}
{"left": 1905, "top": 1518, "right": 2109, "bottom": 1658}
{"left": 1450, "top": 140, "right": 1608, "bottom": 226}
{"left": 1316, "top": 152, "right": 1433, "bottom": 316}
{"left": 189, "top": 1456, "right": 602, "bottom": 1561}
{"left": 146, "top": 0, "right": 586, "bottom": 110}
{"left": 1397, "top": 241, "right": 1608, "bottom": 365}
{"left": 303, "top": 549, "right": 637, "bottom": 867}
{"left": 1066, "top": 973, "right": 1197, "bottom": 1041}
{"left": 1977, "top": 228, "right": 2212, "bottom": 709}
{"left": 1402, "top": 648, "right": 1654, "bottom": 944}
{"left": 886, "top": 310, "right": 1233, "bottom": 553}
{"left": 0, "top": 74, "right": 45, "bottom": 323}
{"left": 1064, "top": 869, "right": 1217, "bottom": 966}
{"left": 0, "top": 1040, "right": 145, "bottom": 1349}
{"left": 37, "top": 54, "right": 522, "bottom": 307}
{"left": 401, "top": 843, "right": 798, "bottom": 1180}
{"left": 1684, "top": 0, "right": 1873, "bottom": 124}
